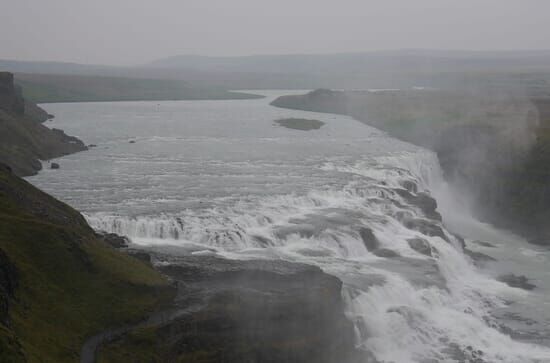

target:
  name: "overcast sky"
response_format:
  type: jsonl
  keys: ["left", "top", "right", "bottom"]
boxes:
{"left": 2, "top": 0, "right": 550, "bottom": 65}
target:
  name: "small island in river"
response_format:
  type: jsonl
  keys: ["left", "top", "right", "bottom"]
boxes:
{"left": 275, "top": 118, "right": 325, "bottom": 131}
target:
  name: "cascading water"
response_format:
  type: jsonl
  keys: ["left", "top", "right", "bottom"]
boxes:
{"left": 29, "top": 91, "right": 550, "bottom": 362}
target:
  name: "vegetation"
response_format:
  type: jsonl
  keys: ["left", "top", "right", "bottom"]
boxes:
{"left": 14, "top": 73, "right": 262, "bottom": 103}
{"left": 0, "top": 164, "right": 173, "bottom": 362}
{"left": 275, "top": 118, "right": 325, "bottom": 131}
{"left": 0, "top": 73, "right": 88, "bottom": 176}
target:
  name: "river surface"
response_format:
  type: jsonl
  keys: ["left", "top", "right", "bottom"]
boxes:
{"left": 29, "top": 91, "right": 550, "bottom": 362}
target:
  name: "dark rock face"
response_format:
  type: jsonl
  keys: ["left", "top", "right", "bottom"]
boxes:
{"left": 372, "top": 248, "right": 400, "bottom": 258}
{"left": 0, "top": 249, "right": 18, "bottom": 325}
{"left": 463, "top": 249, "right": 496, "bottom": 266}
{"left": 0, "top": 72, "right": 88, "bottom": 176}
{"left": 100, "top": 255, "right": 365, "bottom": 363}
{"left": 407, "top": 238, "right": 433, "bottom": 257}
{"left": 0, "top": 72, "right": 24, "bottom": 115}
{"left": 359, "top": 227, "right": 379, "bottom": 251}
{"left": 497, "top": 274, "right": 536, "bottom": 291}
{"left": 394, "top": 188, "right": 442, "bottom": 221}
{"left": 402, "top": 218, "right": 449, "bottom": 242}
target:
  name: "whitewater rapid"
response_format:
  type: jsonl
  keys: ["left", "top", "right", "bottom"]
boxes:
{"left": 30, "top": 92, "right": 550, "bottom": 362}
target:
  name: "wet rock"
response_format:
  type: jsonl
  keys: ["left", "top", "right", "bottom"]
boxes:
{"left": 497, "top": 274, "right": 536, "bottom": 291}
{"left": 472, "top": 240, "right": 496, "bottom": 248}
{"left": 464, "top": 249, "right": 496, "bottom": 266}
{"left": 359, "top": 227, "right": 379, "bottom": 251}
{"left": 50, "top": 162, "right": 60, "bottom": 169}
{"left": 96, "top": 232, "right": 129, "bottom": 249}
{"left": 407, "top": 238, "right": 433, "bottom": 257}
{"left": 400, "top": 180, "right": 418, "bottom": 193}
{"left": 252, "top": 235, "right": 273, "bottom": 247}
{"left": 372, "top": 248, "right": 400, "bottom": 258}
{"left": 402, "top": 218, "right": 449, "bottom": 242}
{"left": 102, "top": 255, "right": 366, "bottom": 363}
{"left": 394, "top": 189, "right": 442, "bottom": 221}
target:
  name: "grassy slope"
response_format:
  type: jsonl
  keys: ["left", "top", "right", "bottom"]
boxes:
{"left": 14, "top": 73, "right": 262, "bottom": 103}
{"left": 0, "top": 166, "right": 173, "bottom": 362}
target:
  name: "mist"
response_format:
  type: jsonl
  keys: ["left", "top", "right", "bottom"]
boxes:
{"left": 2, "top": 0, "right": 550, "bottom": 64}
{"left": 3, "top": 2, "right": 550, "bottom": 362}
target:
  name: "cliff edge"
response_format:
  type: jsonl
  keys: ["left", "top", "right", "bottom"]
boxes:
{"left": 0, "top": 72, "right": 87, "bottom": 176}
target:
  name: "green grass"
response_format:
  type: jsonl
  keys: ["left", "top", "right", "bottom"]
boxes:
{"left": 14, "top": 74, "right": 263, "bottom": 103}
{"left": 0, "top": 168, "right": 174, "bottom": 362}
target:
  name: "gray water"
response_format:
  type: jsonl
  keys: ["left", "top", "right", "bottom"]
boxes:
{"left": 29, "top": 91, "right": 550, "bottom": 362}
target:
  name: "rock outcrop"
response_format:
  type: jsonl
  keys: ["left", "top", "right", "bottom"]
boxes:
{"left": 0, "top": 73, "right": 24, "bottom": 115}
{"left": 98, "top": 253, "right": 365, "bottom": 363}
{"left": 0, "top": 72, "right": 87, "bottom": 176}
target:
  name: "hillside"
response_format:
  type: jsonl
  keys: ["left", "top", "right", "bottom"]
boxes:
{"left": 0, "top": 72, "right": 88, "bottom": 176}
{"left": 5, "top": 50, "right": 550, "bottom": 91}
{"left": 0, "top": 163, "right": 173, "bottom": 362}
{"left": 14, "top": 73, "right": 262, "bottom": 104}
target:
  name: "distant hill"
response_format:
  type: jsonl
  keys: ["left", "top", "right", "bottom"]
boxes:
{"left": 14, "top": 73, "right": 262, "bottom": 103}
{"left": 3, "top": 50, "right": 550, "bottom": 91}
{"left": 149, "top": 50, "right": 550, "bottom": 74}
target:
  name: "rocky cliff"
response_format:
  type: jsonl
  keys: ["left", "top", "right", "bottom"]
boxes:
{"left": 0, "top": 72, "right": 87, "bottom": 176}
{"left": 97, "top": 254, "right": 365, "bottom": 363}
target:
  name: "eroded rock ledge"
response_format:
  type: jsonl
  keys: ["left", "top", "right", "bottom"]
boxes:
{"left": 98, "top": 252, "right": 366, "bottom": 363}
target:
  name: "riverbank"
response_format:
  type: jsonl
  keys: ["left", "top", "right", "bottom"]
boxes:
{"left": 0, "top": 72, "right": 88, "bottom": 176}
{"left": 271, "top": 88, "right": 550, "bottom": 244}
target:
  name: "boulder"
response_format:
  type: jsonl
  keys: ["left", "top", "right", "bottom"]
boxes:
{"left": 407, "top": 238, "right": 433, "bottom": 257}
{"left": 497, "top": 274, "right": 536, "bottom": 291}
{"left": 50, "top": 162, "right": 60, "bottom": 169}
{"left": 394, "top": 189, "right": 441, "bottom": 221}
{"left": 372, "top": 248, "right": 400, "bottom": 258}
{"left": 403, "top": 218, "right": 449, "bottom": 242}
{"left": 359, "top": 227, "right": 379, "bottom": 251}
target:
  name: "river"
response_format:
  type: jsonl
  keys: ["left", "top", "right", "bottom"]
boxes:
{"left": 28, "top": 91, "right": 550, "bottom": 362}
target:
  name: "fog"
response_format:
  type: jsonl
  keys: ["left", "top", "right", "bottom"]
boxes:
{"left": 2, "top": 0, "right": 550, "bottom": 65}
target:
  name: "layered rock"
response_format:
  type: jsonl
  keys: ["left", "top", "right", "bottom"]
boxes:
{"left": 98, "top": 254, "right": 365, "bottom": 363}
{"left": 0, "top": 72, "right": 87, "bottom": 176}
